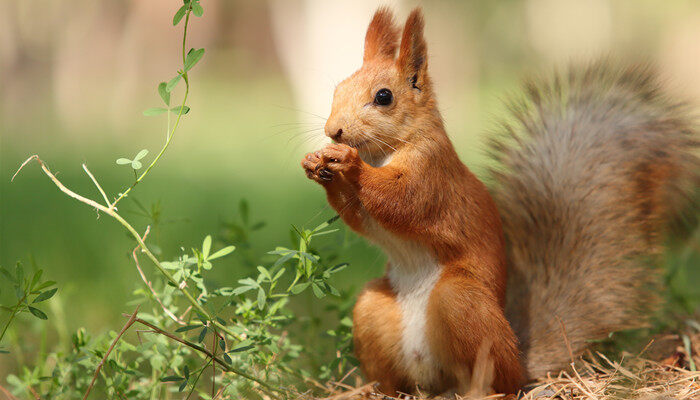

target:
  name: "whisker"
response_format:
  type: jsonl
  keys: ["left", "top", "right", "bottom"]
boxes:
{"left": 271, "top": 105, "right": 327, "bottom": 121}
{"left": 373, "top": 131, "right": 410, "bottom": 145}
{"left": 355, "top": 130, "right": 388, "bottom": 158}
{"left": 360, "top": 131, "right": 396, "bottom": 152}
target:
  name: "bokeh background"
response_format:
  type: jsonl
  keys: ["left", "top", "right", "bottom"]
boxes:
{"left": 2, "top": 0, "right": 700, "bottom": 379}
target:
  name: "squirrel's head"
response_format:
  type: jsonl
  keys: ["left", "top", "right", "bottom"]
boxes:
{"left": 325, "top": 7, "right": 438, "bottom": 161}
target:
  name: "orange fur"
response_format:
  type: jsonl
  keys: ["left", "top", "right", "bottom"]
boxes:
{"left": 303, "top": 6, "right": 699, "bottom": 396}
{"left": 302, "top": 7, "right": 525, "bottom": 395}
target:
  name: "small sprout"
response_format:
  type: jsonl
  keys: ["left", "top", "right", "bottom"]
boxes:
{"left": 116, "top": 149, "right": 149, "bottom": 170}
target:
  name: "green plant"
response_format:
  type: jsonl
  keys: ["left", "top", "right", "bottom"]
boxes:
{"left": 5, "top": 1, "right": 356, "bottom": 398}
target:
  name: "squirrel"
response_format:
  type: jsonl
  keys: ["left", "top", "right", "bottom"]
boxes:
{"left": 301, "top": 6, "right": 699, "bottom": 396}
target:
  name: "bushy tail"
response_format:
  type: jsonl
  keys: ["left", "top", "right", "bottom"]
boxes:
{"left": 488, "top": 62, "right": 699, "bottom": 378}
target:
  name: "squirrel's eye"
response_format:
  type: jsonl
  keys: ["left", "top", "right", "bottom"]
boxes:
{"left": 374, "top": 88, "right": 393, "bottom": 106}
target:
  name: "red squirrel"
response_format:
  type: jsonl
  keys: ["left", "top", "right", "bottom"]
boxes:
{"left": 301, "top": 7, "right": 699, "bottom": 396}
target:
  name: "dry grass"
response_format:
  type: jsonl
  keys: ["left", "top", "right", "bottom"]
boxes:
{"left": 301, "top": 330, "right": 700, "bottom": 400}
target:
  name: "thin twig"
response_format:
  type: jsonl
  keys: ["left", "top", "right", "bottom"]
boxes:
{"left": 82, "top": 164, "right": 113, "bottom": 210}
{"left": 12, "top": 155, "right": 242, "bottom": 342}
{"left": 26, "top": 386, "right": 39, "bottom": 400}
{"left": 127, "top": 316, "right": 283, "bottom": 399}
{"left": 211, "top": 327, "right": 217, "bottom": 398}
{"left": 0, "top": 384, "right": 20, "bottom": 400}
{"left": 132, "top": 225, "right": 183, "bottom": 324}
{"left": 83, "top": 306, "right": 140, "bottom": 400}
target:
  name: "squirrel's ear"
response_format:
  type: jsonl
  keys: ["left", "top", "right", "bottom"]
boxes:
{"left": 397, "top": 8, "right": 428, "bottom": 88}
{"left": 363, "top": 7, "right": 399, "bottom": 62}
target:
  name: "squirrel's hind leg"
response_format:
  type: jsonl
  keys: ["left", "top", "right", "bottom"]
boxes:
{"left": 427, "top": 271, "right": 525, "bottom": 395}
{"left": 352, "top": 276, "right": 409, "bottom": 395}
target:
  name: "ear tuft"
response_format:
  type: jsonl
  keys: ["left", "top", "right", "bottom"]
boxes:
{"left": 363, "top": 7, "right": 400, "bottom": 62}
{"left": 397, "top": 8, "right": 427, "bottom": 79}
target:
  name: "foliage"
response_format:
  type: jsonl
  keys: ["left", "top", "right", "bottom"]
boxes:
{"left": 2, "top": 1, "right": 357, "bottom": 398}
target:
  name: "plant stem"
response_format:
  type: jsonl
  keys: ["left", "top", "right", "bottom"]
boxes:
{"left": 83, "top": 306, "right": 140, "bottom": 400}
{"left": 13, "top": 156, "right": 241, "bottom": 342}
{"left": 130, "top": 317, "right": 283, "bottom": 399}
{"left": 110, "top": 8, "right": 192, "bottom": 208}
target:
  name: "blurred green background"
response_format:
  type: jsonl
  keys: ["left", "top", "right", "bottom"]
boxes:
{"left": 2, "top": 0, "right": 699, "bottom": 380}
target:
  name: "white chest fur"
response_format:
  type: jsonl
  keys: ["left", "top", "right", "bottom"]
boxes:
{"left": 363, "top": 218, "right": 443, "bottom": 388}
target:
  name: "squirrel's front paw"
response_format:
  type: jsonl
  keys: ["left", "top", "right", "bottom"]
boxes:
{"left": 319, "top": 143, "right": 360, "bottom": 176}
{"left": 302, "top": 144, "right": 360, "bottom": 184}
{"left": 302, "top": 151, "right": 332, "bottom": 183}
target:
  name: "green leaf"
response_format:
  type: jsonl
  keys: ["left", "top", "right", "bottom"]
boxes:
{"left": 178, "top": 379, "right": 187, "bottom": 392}
{"left": 30, "top": 269, "right": 43, "bottom": 288}
{"left": 116, "top": 158, "right": 132, "bottom": 165}
{"left": 184, "top": 48, "right": 205, "bottom": 71}
{"left": 0, "top": 349, "right": 9, "bottom": 354}
{"left": 33, "top": 288, "right": 57, "bottom": 303}
{"left": 310, "top": 228, "right": 339, "bottom": 238}
{"left": 192, "top": 3, "right": 203, "bottom": 17}
{"left": 208, "top": 245, "right": 235, "bottom": 260}
{"left": 223, "top": 353, "right": 232, "bottom": 364}
{"left": 142, "top": 107, "right": 167, "bottom": 116}
{"left": 312, "top": 215, "right": 340, "bottom": 233}
{"left": 257, "top": 266, "right": 271, "bottom": 281}
{"left": 166, "top": 74, "right": 182, "bottom": 92}
{"left": 15, "top": 263, "right": 24, "bottom": 286}
{"left": 218, "top": 338, "right": 226, "bottom": 352}
{"left": 131, "top": 160, "right": 143, "bottom": 170}
{"left": 14, "top": 285, "right": 23, "bottom": 299}
{"left": 290, "top": 282, "right": 311, "bottom": 294}
{"left": 175, "top": 324, "right": 202, "bottom": 333}
{"left": 158, "top": 82, "right": 170, "bottom": 106}
{"left": 257, "top": 288, "right": 266, "bottom": 310}
{"left": 230, "top": 339, "right": 254, "bottom": 353}
{"left": 160, "top": 375, "right": 184, "bottom": 382}
{"left": 169, "top": 106, "right": 190, "bottom": 115}
{"left": 202, "top": 235, "right": 212, "bottom": 259}
{"left": 133, "top": 149, "right": 149, "bottom": 161}
{"left": 329, "top": 263, "right": 348, "bottom": 273}
{"left": 273, "top": 252, "right": 295, "bottom": 268}
{"left": 172, "top": 5, "right": 187, "bottom": 25}
{"left": 198, "top": 326, "right": 207, "bottom": 343}
{"left": 272, "top": 267, "right": 286, "bottom": 281}
{"left": 239, "top": 199, "right": 249, "bottom": 225}
{"left": 35, "top": 280, "right": 56, "bottom": 291}
{"left": 324, "top": 282, "right": 340, "bottom": 297}
{"left": 28, "top": 306, "right": 48, "bottom": 320}
{"left": 237, "top": 278, "right": 258, "bottom": 287}
{"left": 311, "top": 282, "right": 325, "bottom": 298}
{"left": 183, "top": 365, "right": 190, "bottom": 380}
{"left": 231, "top": 285, "right": 255, "bottom": 296}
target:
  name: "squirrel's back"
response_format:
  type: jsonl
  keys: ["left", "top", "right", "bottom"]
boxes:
{"left": 490, "top": 62, "right": 699, "bottom": 378}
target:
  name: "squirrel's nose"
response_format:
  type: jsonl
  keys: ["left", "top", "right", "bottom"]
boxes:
{"left": 325, "top": 125, "right": 343, "bottom": 141}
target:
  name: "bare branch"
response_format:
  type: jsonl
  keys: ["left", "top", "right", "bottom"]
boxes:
{"left": 83, "top": 306, "right": 140, "bottom": 400}
{"left": 12, "top": 156, "right": 113, "bottom": 216}
{"left": 132, "top": 225, "right": 183, "bottom": 324}
{"left": 82, "top": 163, "right": 113, "bottom": 210}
